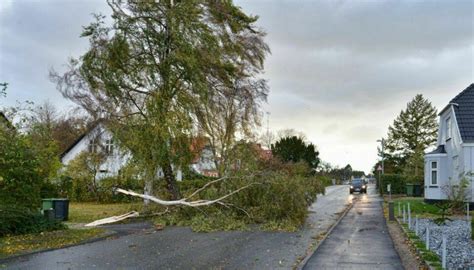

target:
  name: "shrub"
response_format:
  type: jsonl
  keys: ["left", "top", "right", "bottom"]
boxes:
{"left": 61, "top": 155, "right": 144, "bottom": 202}
{"left": 96, "top": 176, "right": 144, "bottom": 202}
{"left": 0, "top": 205, "right": 66, "bottom": 237}
{"left": 379, "top": 174, "right": 405, "bottom": 194}
{"left": 442, "top": 176, "right": 470, "bottom": 212}
{"left": 0, "top": 129, "right": 42, "bottom": 210}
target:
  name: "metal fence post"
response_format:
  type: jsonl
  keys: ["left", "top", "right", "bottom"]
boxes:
{"left": 468, "top": 203, "right": 470, "bottom": 221}
{"left": 408, "top": 203, "right": 412, "bottom": 229}
{"left": 442, "top": 233, "right": 447, "bottom": 269}
{"left": 389, "top": 201, "right": 395, "bottom": 221}
{"left": 425, "top": 227, "right": 430, "bottom": 249}
{"left": 403, "top": 205, "right": 406, "bottom": 223}
{"left": 398, "top": 202, "right": 401, "bottom": 217}
{"left": 415, "top": 215, "right": 419, "bottom": 236}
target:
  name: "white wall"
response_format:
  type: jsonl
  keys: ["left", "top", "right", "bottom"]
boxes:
{"left": 438, "top": 106, "right": 465, "bottom": 182}
{"left": 462, "top": 145, "right": 474, "bottom": 201}
{"left": 426, "top": 105, "right": 474, "bottom": 202}
{"left": 61, "top": 124, "right": 217, "bottom": 182}
{"left": 61, "top": 124, "right": 130, "bottom": 179}
{"left": 424, "top": 154, "right": 448, "bottom": 200}
{"left": 191, "top": 147, "right": 216, "bottom": 174}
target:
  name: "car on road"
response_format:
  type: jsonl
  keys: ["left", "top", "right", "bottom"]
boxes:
{"left": 349, "top": 179, "right": 367, "bottom": 194}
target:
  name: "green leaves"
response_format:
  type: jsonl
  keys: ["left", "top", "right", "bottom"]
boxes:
{"left": 0, "top": 129, "right": 42, "bottom": 209}
{"left": 384, "top": 94, "right": 438, "bottom": 178}
{"left": 386, "top": 94, "right": 438, "bottom": 156}
{"left": 271, "top": 136, "right": 320, "bottom": 170}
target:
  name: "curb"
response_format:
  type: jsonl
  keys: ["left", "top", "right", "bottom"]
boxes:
{"left": 296, "top": 199, "right": 355, "bottom": 270}
{"left": 394, "top": 217, "right": 439, "bottom": 270}
{"left": 0, "top": 230, "right": 117, "bottom": 264}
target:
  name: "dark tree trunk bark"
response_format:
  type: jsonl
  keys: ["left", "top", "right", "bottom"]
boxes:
{"left": 163, "top": 162, "right": 181, "bottom": 200}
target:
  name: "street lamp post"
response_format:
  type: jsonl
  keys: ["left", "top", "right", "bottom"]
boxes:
{"left": 376, "top": 138, "right": 385, "bottom": 194}
{"left": 377, "top": 138, "right": 385, "bottom": 175}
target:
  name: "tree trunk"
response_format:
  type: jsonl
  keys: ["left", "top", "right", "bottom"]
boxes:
{"left": 163, "top": 162, "right": 181, "bottom": 200}
{"left": 143, "top": 178, "right": 153, "bottom": 206}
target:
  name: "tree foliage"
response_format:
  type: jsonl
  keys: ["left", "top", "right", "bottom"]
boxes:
{"left": 386, "top": 94, "right": 438, "bottom": 157}
{"left": 51, "top": 0, "right": 269, "bottom": 200}
{"left": 384, "top": 94, "right": 438, "bottom": 181}
{"left": 271, "top": 136, "right": 319, "bottom": 170}
{"left": 0, "top": 128, "right": 42, "bottom": 209}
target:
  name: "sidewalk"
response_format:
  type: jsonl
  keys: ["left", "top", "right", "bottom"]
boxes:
{"left": 303, "top": 186, "right": 403, "bottom": 270}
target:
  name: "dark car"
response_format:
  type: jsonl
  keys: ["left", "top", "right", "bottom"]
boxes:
{"left": 350, "top": 179, "right": 367, "bottom": 194}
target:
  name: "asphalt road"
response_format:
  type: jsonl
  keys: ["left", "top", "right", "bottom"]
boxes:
{"left": 2, "top": 185, "right": 352, "bottom": 270}
{"left": 303, "top": 185, "right": 403, "bottom": 270}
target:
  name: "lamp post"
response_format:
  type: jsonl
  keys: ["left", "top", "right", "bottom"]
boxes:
{"left": 377, "top": 138, "right": 385, "bottom": 174}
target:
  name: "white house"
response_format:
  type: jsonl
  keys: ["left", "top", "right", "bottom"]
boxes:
{"left": 60, "top": 123, "right": 218, "bottom": 180}
{"left": 424, "top": 83, "right": 474, "bottom": 203}
{"left": 61, "top": 123, "right": 133, "bottom": 179}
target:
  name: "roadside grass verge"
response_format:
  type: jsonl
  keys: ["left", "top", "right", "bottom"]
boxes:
{"left": 0, "top": 228, "right": 105, "bottom": 259}
{"left": 68, "top": 202, "right": 147, "bottom": 223}
{"left": 383, "top": 201, "right": 441, "bottom": 270}
{"left": 391, "top": 197, "right": 473, "bottom": 218}
{"left": 392, "top": 197, "right": 440, "bottom": 218}
{"left": 400, "top": 223, "right": 442, "bottom": 270}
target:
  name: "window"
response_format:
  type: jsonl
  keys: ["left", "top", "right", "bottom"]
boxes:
{"left": 431, "top": 161, "right": 438, "bottom": 185}
{"left": 88, "top": 138, "right": 98, "bottom": 153}
{"left": 445, "top": 117, "right": 451, "bottom": 140}
{"left": 105, "top": 139, "right": 114, "bottom": 155}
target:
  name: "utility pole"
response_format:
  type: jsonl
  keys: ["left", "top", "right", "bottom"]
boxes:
{"left": 266, "top": 111, "right": 271, "bottom": 149}
{"left": 377, "top": 138, "right": 385, "bottom": 174}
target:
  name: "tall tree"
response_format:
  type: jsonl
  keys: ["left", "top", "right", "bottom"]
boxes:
{"left": 386, "top": 94, "right": 438, "bottom": 157}
{"left": 271, "top": 136, "right": 320, "bottom": 170}
{"left": 385, "top": 94, "right": 438, "bottom": 178}
{"left": 51, "top": 0, "right": 268, "bottom": 200}
{"left": 193, "top": 18, "right": 269, "bottom": 176}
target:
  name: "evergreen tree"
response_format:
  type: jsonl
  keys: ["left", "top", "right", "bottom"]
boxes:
{"left": 271, "top": 136, "right": 320, "bottom": 170}
{"left": 385, "top": 94, "right": 438, "bottom": 180}
{"left": 386, "top": 94, "right": 438, "bottom": 156}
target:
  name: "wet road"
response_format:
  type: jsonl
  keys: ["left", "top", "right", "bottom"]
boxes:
{"left": 303, "top": 185, "right": 403, "bottom": 270}
{"left": 2, "top": 185, "right": 352, "bottom": 270}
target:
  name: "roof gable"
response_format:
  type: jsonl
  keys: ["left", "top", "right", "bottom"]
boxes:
{"left": 60, "top": 122, "right": 101, "bottom": 158}
{"left": 0, "top": 111, "right": 14, "bottom": 130}
{"left": 451, "top": 83, "right": 474, "bottom": 143}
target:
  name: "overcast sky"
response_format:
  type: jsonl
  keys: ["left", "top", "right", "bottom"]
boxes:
{"left": 1, "top": 0, "right": 473, "bottom": 173}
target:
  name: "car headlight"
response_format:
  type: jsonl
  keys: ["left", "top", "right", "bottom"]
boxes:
{"left": 350, "top": 186, "right": 353, "bottom": 189}
{"left": 362, "top": 185, "right": 366, "bottom": 188}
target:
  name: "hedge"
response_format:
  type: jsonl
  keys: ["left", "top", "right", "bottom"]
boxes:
{"left": 379, "top": 174, "right": 406, "bottom": 195}
{"left": 0, "top": 205, "right": 66, "bottom": 237}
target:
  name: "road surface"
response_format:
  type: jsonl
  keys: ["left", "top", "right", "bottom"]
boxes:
{"left": 2, "top": 185, "right": 352, "bottom": 270}
{"left": 303, "top": 184, "right": 403, "bottom": 270}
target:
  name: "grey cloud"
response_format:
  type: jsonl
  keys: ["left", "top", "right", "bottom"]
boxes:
{"left": 1, "top": 0, "right": 473, "bottom": 172}
{"left": 0, "top": 0, "right": 109, "bottom": 107}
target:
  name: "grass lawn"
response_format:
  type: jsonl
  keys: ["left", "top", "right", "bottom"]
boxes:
{"left": 0, "top": 202, "right": 153, "bottom": 260}
{"left": 391, "top": 197, "right": 473, "bottom": 218}
{"left": 392, "top": 197, "right": 440, "bottom": 218}
{"left": 68, "top": 202, "right": 146, "bottom": 223}
{"left": 0, "top": 228, "right": 105, "bottom": 259}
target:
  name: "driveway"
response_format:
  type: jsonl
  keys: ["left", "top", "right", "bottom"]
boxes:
{"left": 2, "top": 185, "right": 352, "bottom": 270}
{"left": 303, "top": 185, "right": 403, "bottom": 270}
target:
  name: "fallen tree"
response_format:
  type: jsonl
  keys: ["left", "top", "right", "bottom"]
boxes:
{"left": 114, "top": 181, "right": 258, "bottom": 207}
{"left": 84, "top": 156, "right": 330, "bottom": 231}
{"left": 85, "top": 211, "right": 139, "bottom": 227}
{"left": 84, "top": 175, "right": 259, "bottom": 226}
